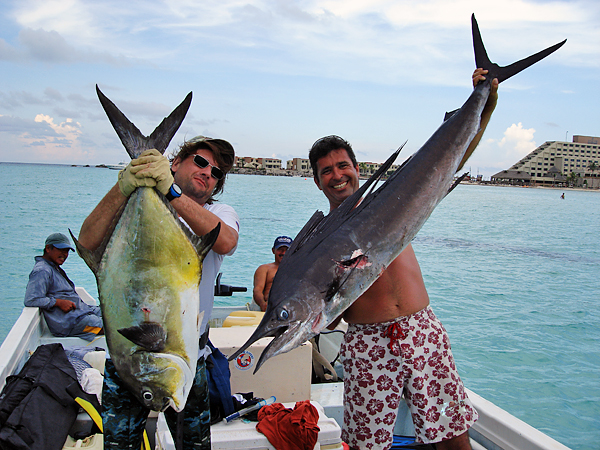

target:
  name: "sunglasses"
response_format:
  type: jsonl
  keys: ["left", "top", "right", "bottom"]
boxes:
{"left": 193, "top": 154, "right": 225, "bottom": 180}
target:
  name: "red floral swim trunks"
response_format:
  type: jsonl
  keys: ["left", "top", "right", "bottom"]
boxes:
{"left": 340, "top": 306, "right": 477, "bottom": 449}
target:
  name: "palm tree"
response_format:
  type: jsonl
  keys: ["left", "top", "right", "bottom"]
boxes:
{"left": 567, "top": 172, "right": 580, "bottom": 187}
{"left": 359, "top": 162, "right": 368, "bottom": 177}
{"left": 587, "top": 161, "right": 598, "bottom": 188}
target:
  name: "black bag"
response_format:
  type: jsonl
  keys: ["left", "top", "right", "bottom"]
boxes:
{"left": 206, "top": 340, "right": 234, "bottom": 424}
{"left": 0, "top": 343, "right": 100, "bottom": 450}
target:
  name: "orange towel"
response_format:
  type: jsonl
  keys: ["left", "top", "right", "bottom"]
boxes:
{"left": 256, "top": 400, "right": 320, "bottom": 450}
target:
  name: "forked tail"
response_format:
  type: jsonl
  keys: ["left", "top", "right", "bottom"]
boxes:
{"left": 472, "top": 14, "right": 566, "bottom": 84}
{"left": 96, "top": 85, "right": 192, "bottom": 159}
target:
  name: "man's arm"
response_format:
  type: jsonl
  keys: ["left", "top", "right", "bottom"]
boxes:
{"left": 170, "top": 195, "right": 238, "bottom": 255}
{"left": 457, "top": 68, "right": 499, "bottom": 172}
{"left": 253, "top": 265, "right": 269, "bottom": 312}
{"left": 78, "top": 183, "right": 127, "bottom": 251}
{"left": 24, "top": 268, "right": 75, "bottom": 312}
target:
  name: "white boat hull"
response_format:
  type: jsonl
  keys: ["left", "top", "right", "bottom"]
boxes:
{"left": 0, "top": 291, "right": 571, "bottom": 450}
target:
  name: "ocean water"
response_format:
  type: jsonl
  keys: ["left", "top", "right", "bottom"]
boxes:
{"left": 1, "top": 162, "right": 599, "bottom": 449}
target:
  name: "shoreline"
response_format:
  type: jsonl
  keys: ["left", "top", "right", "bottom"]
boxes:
{"left": 2, "top": 161, "right": 598, "bottom": 192}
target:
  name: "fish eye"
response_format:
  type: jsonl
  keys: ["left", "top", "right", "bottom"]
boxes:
{"left": 143, "top": 391, "right": 153, "bottom": 401}
{"left": 277, "top": 308, "right": 289, "bottom": 321}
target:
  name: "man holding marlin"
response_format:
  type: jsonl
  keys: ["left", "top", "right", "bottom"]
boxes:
{"left": 308, "top": 70, "right": 498, "bottom": 450}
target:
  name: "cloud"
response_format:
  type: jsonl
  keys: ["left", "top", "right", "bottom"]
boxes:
{"left": 467, "top": 123, "right": 538, "bottom": 177}
{"left": 34, "top": 114, "right": 81, "bottom": 139}
{"left": 0, "top": 38, "right": 19, "bottom": 61}
{"left": 9, "top": 0, "right": 595, "bottom": 83}
{"left": 0, "top": 25, "right": 138, "bottom": 66}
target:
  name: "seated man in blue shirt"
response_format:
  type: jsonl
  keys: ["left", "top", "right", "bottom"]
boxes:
{"left": 24, "top": 232, "right": 103, "bottom": 341}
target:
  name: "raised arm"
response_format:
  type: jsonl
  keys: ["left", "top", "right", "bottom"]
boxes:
{"left": 457, "top": 68, "right": 499, "bottom": 172}
{"left": 170, "top": 195, "right": 238, "bottom": 255}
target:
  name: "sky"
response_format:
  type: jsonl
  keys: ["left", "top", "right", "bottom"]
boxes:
{"left": 0, "top": 0, "right": 598, "bottom": 179}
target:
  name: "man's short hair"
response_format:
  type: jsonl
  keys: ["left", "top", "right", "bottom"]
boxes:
{"left": 170, "top": 136, "right": 235, "bottom": 203}
{"left": 308, "top": 135, "right": 357, "bottom": 176}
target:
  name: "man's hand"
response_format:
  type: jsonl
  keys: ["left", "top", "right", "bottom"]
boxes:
{"left": 472, "top": 68, "right": 499, "bottom": 95}
{"left": 118, "top": 149, "right": 174, "bottom": 197}
{"left": 55, "top": 298, "right": 76, "bottom": 313}
{"left": 130, "top": 149, "right": 174, "bottom": 195}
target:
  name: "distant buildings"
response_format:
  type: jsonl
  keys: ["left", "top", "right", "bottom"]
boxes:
{"left": 491, "top": 135, "right": 600, "bottom": 188}
{"left": 233, "top": 155, "right": 399, "bottom": 178}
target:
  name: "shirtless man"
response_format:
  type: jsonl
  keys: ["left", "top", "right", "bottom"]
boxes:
{"left": 252, "top": 236, "right": 292, "bottom": 311}
{"left": 308, "top": 70, "right": 498, "bottom": 450}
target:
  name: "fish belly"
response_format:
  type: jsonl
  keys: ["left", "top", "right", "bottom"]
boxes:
{"left": 98, "top": 187, "right": 202, "bottom": 406}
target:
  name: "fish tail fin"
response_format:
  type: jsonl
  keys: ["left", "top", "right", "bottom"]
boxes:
{"left": 471, "top": 14, "right": 566, "bottom": 84}
{"left": 193, "top": 223, "right": 221, "bottom": 261}
{"left": 96, "top": 85, "right": 192, "bottom": 159}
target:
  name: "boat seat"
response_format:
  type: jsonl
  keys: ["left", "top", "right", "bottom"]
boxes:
{"left": 222, "top": 311, "right": 264, "bottom": 327}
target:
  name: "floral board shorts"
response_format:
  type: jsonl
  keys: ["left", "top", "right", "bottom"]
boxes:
{"left": 340, "top": 306, "right": 477, "bottom": 449}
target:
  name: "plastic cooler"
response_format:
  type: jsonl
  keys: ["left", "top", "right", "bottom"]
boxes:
{"left": 156, "top": 401, "right": 343, "bottom": 450}
{"left": 209, "top": 326, "right": 312, "bottom": 403}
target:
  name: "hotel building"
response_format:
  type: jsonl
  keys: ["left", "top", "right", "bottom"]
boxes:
{"left": 492, "top": 135, "right": 600, "bottom": 187}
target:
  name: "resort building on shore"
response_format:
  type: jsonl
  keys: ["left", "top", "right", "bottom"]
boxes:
{"left": 491, "top": 135, "right": 600, "bottom": 188}
{"left": 286, "top": 158, "right": 311, "bottom": 174}
{"left": 235, "top": 156, "right": 285, "bottom": 174}
{"left": 233, "top": 154, "right": 407, "bottom": 178}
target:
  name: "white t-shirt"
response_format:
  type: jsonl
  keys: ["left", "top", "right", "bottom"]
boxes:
{"left": 195, "top": 202, "right": 239, "bottom": 340}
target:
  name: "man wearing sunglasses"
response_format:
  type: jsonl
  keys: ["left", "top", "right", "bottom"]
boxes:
{"left": 78, "top": 135, "right": 239, "bottom": 450}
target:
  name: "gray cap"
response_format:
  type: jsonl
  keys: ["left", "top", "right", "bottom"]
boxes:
{"left": 45, "top": 233, "right": 74, "bottom": 251}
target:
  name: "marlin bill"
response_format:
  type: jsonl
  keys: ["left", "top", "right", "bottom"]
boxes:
{"left": 230, "top": 15, "right": 566, "bottom": 372}
{"left": 72, "top": 87, "right": 219, "bottom": 412}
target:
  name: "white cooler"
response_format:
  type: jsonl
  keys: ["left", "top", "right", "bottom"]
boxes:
{"left": 209, "top": 326, "right": 312, "bottom": 403}
{"left": 156, "top": 401, "right": 343, "bottom": 450}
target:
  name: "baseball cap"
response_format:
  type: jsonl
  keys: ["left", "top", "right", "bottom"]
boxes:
{"left": 273, "top": 236, "right": 292, "bottom": 250}
{"left": 45, "top": 233, "right": 75, "bottom": 251}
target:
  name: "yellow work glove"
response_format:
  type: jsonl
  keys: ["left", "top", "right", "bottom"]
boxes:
{"left": 118, "top": 149, "right": 174, "bottom": 197}
{"left": 118, "top": 163, "right": 157, "bottom": 197}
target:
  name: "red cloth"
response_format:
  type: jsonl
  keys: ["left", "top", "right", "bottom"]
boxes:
{"left": 256, "top": 400, "right": 320, "bottom": 450}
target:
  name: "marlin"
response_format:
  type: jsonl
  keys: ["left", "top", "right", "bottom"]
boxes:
{"left": 229, "top": 15, "right": 566, "bottom": 372}
{"left": 72, "top": 87, "right": 220, "bottom": 411}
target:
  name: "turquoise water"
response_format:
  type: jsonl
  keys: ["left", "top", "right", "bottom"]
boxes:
{"left": 1, "top": 162, "right": 598, "bottom": 449}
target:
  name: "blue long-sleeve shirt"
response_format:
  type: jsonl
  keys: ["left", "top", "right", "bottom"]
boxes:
{"left": 24, "top": 256, "right": 101, "bottom": 337}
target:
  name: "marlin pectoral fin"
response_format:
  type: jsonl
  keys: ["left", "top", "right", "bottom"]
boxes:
{"left": 96, "top": 85, "right": 192, "bottom": 159}
{"left": 471, "top": 14, "right": 566, "bottom": 84}
{"left": 118, "top": 323, "right": 167, "bottom": 352}
{"left": 446, "top": 172, "right": 469, "bottom": 197}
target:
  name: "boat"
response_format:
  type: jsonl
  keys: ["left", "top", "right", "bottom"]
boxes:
{"left": 105, "top": 162, "right": 128, "bottom": 170}
{"left": 0, "top": 285, "right": 572, "bottom": 450}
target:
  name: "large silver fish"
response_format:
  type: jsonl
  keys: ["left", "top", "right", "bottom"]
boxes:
{"left": 72, "top": 87, "right": 220, "bottom": 412}
{"left": 230, "top": 15, "right": 566, "bottom": 372}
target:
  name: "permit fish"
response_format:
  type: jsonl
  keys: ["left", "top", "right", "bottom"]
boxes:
{"left": 72, "top": 87, "right": 220, "bottom": 412}
{"left": 230, "top": 15, "right": 566, "bottom": 372}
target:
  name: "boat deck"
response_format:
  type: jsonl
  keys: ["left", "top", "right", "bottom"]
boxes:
{"left": 0, "top": 292, "right": 571, "bottom": 450}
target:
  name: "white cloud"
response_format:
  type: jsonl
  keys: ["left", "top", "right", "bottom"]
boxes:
{"left": 9, "top": 0, "right": 593, "bottom": 82}
{"left": 466, "top": 122, "right": 538, "bottom": 178}
{"left": 34, "top": 114, "right": 81, "bottom": 139}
